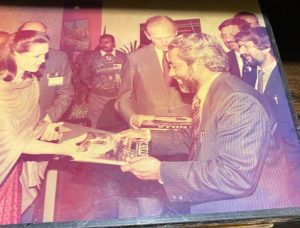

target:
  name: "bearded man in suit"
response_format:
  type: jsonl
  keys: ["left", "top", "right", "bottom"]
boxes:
{"left": 120, "top": 33, "right": 299, "bottom": 215}
{"left": 235, "top": 26, "right": 300, "bottom": 194}
{"left": 218, "top": 17, "right": 258, "bottom": 87}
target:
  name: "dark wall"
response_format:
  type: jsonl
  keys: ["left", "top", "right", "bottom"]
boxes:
{"left": 260, "top": 1, "right": 300, "bottom": 61}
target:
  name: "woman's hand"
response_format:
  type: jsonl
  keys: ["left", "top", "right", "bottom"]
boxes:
{"left": 129, "top": 115, "right": 155, "bottom": 129}
{"left": 40, "top": 122, "right": 64, "bottom": 142}
{"left": 59, "top": 133, "right": 88, "bottom": 156}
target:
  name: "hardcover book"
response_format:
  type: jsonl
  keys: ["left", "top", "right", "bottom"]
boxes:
{"left": 72, "top": 131, "right": 149, "bottom": 165}
{"left": 140, "top": 116, "right": 192, "bottom": 129}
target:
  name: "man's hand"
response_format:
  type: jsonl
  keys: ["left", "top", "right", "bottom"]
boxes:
{"left": 121, "top": 156, "right": 162, "bottom": 181}
{"left": 40, "top": 122, "right": 64, "bottom": 142}
{"left": 130, "top": 115, "right": 155, "bottom": 129}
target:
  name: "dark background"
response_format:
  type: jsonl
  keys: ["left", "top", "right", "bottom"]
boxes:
{"left": 260, "top": 1, "right": 300, "bottom": 61}
{"left": 260, "top": 1, "right": 300, "bottom": 118}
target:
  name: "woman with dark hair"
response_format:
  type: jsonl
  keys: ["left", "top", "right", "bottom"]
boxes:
{"left": 0, "top": 30, "right": 82, "bottom": 224}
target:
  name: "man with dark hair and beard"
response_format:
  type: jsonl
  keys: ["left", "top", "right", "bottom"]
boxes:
{"left": 119, "top": 33, "right": 299, "bottom": 215}
{"left": 218, "top": 17, "right": 257, "bottom": 87}
{"left": 235, "top": 26, "right": 300, "bottom": 194}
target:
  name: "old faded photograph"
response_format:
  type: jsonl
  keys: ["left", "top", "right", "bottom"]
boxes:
{"left": 0, "top": 0, "right": 300, "bottom": 225}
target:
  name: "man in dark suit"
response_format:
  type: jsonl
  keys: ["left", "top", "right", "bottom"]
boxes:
{"left": 236, "top": 27, "right": 300, "bottom": 192}
{"left": 218, "top": 17, "right": 257, "bottom": 87}
{"left": 115, "top": 16, "right": 192, "bottom": 128}
{"left": 80, "top": 34, "right": 126, "bottom": 128}
{"left": 120, "top": 33, "right": 299, "bottom": 214}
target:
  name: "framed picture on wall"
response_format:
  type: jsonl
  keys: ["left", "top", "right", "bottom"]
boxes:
{"left": 63, "top": 18, "right": 89, "bottom": 53}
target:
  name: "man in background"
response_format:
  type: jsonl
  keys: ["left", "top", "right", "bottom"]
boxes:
{"left": 234, "top": 11, "right": 260, "bottom": 28}
{"left": 115, "top": 15, "right": 192, "bottom": 128}
{"left": 218, "top": 17, "right": 257, "bottom": 87}
{"left": 80, "top": 34, "right": 126, "bottom": 128}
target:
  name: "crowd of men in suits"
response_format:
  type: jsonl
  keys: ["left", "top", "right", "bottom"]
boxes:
{"left": 116, "top": 13, "right": 300, "bottom": 216}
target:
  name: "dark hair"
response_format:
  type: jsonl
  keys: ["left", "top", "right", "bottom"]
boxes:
{"left": 0, "top": 30, "right": 49, "bottom": 81}
{"left": 99, "top": 34, "right": 115, "bottom": 43}
{"left": 218, "top": 17, "right": 251, "bottom": 32}
{"left": 235, "top": 27, "right": 271, "bottom": 50}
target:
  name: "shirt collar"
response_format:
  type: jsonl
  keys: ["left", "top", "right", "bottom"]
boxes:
{"left": 258, "top": 60, "right": 277, "bottom": 75}
{"left": 196, "top": 72, "right": 222, "bottom": 100}
{"left": 100, "top": 49, "right": 116, "bottom": 56}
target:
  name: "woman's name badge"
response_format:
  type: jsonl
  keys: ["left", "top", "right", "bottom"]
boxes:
{"left": 47, "top": 74, "right": 64, "bottom": 86}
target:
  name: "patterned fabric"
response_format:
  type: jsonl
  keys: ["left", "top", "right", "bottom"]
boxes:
{"left": 257, "top": 69, "right": 265, "bottom": 94}
{"left": 0, "top": 162, "right": 22, "bottom": 225}
{"left": 0, "top": 77, "right": 47, "bottom": 222}
{"left": 189, "top": 96, "right": 201, "bottom": 159}
{"left": 90, "top": 52, "right": 124, "bottom": 96}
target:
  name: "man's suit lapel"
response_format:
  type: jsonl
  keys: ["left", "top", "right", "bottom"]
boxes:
{"left": 199, "top": 73, "right": 229, "bottom": 129}
{"left": 264, "top": 66, "right": 280, "bottom": 96}
{"left": 227, "top": 50, "right": 241, "bottom": 77}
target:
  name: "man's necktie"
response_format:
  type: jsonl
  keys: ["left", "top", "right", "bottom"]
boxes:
{"left": 162, "top": 51, "right": 172, "bottom": 86}
{"left": 189, "top": 96, "right": 201, "bottom": 160}
{"left": 257, "top": 69, "right": 265, "bottom": 94}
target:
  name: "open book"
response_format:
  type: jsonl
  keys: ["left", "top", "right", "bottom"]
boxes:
{"left": 72, "top": 132, "right": 149, "bottom": 165}
{"left": 140, "top": 116, "right": 192, "bottom": 129}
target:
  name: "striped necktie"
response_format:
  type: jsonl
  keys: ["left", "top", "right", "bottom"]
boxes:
{"left": 189, "top": 96, "right": 201, "bottom": 160}
{"left": 257, "top": 69, "right": 265, "bottom": 94}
